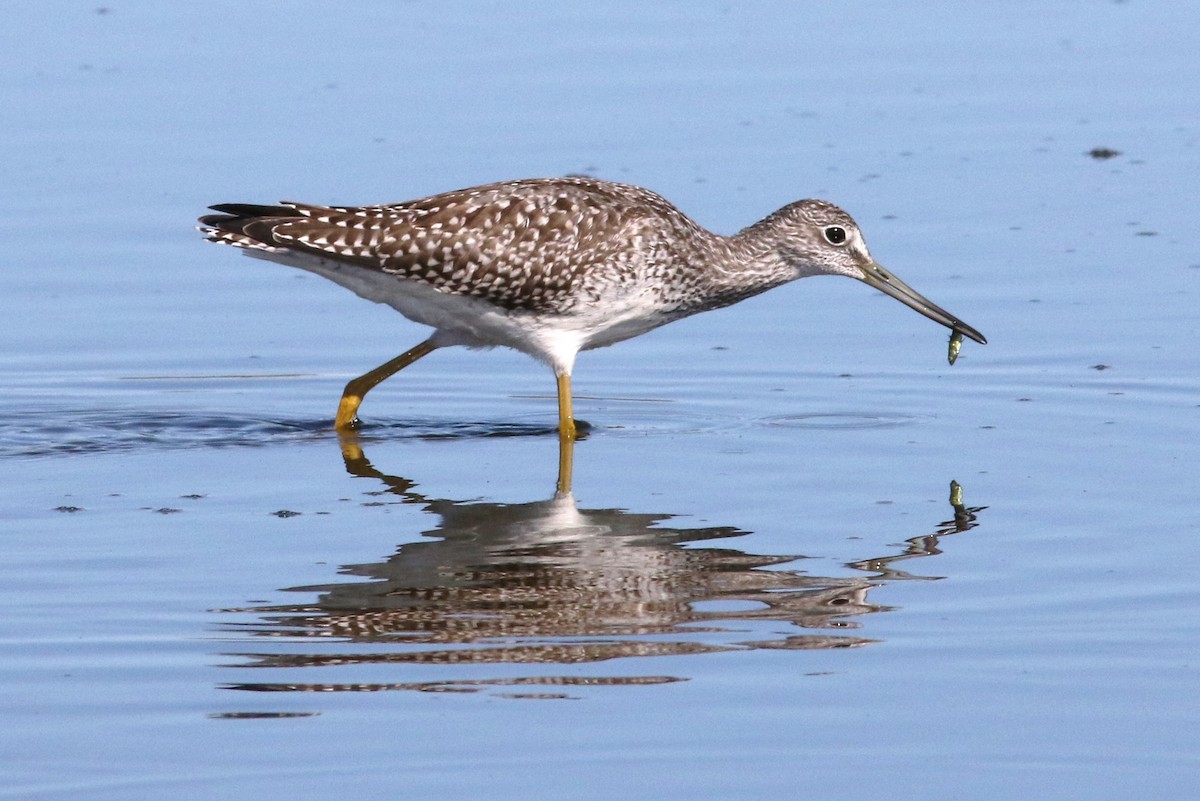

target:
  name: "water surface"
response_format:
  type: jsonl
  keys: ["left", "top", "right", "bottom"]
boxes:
{"left": 2, "top": 2, "right": 1198, "bottom": 799}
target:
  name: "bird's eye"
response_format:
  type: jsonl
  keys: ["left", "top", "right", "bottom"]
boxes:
{"left": 823, "top": 226, "right": 847, "bottom": 245}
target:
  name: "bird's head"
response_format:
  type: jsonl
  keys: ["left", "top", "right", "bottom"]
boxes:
{"left": 759, "top": 199, "right": 986, "bottom": 345}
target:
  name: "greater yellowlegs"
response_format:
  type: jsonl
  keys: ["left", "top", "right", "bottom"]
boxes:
{"left": 199, "top": 177, "right": 985, "bottom": 437}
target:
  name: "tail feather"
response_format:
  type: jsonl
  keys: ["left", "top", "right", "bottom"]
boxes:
{"left": 198, "top": 203, "right": 303, "bottom": 251}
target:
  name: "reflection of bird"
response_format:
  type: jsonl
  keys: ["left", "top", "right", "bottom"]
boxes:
{"left": 200, "top": 177, "right": 986, "bottom": 435}
{"left": 221, "top": 445, "right": 877, "bottom": 697}
{"left": 218, "top": 448, "right": 984, "bottom": 697}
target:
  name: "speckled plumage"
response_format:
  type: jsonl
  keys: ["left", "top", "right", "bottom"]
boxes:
{"left": 202, "top": 177, "right": 829, "bottom": 315}
{"left": 199, "top": 176, "right": 985, "bottom": 433}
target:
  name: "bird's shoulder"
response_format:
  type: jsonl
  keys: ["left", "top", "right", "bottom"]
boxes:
{"left": 373, "top": 177, "right": 688, "bottom": 247}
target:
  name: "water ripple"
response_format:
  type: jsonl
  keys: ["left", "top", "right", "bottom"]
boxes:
{"left": 760, "top": 412, "right": 920, "bottom": 430}
{"left": 0, "top": 409, "right": 559, "bottom": 458}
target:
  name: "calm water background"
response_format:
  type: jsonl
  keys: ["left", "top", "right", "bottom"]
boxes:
{"left": 2, "top": 1, "right": 1198, "bottom": 798}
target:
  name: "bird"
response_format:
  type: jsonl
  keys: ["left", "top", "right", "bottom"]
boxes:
{"left": 199, "top": 176, "right": 986, "bottom": 438}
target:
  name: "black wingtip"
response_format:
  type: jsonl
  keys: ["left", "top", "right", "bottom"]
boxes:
{"left": 207, "top": 202, "right": 294, "bottom": 217}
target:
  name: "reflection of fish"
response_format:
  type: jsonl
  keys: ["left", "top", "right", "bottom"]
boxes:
{"left": 212, "top": 447, "right": 985, "bottom": 700}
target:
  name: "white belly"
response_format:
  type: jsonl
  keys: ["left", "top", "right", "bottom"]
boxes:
{"left": 251, "top": 250, "right": 675, "bottom": 375}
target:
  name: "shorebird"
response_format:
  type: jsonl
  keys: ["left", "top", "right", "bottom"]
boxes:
{"left": 199, "top": 176, "right": 985, "bottom": 438}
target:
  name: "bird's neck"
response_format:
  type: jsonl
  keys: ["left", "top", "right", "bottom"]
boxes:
{"left": 680, "top": 227, "right": 797, "bottom": 309}
{"left": 649, "top": 233, "right": 787, "bottom": 317}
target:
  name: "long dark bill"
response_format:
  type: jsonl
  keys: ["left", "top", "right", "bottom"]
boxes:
{"left": 859, "top": 261, "right": 987, "bottom": 345}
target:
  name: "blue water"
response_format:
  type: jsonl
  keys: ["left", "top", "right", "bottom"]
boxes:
{"left": 2, "top": 2, "right": 1198, "bottom": 798}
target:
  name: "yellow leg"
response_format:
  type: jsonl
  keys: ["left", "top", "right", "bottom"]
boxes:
{"left": 556, "top": 434, "right": 574, "bottom": 496}
{"left": 556, "top": 372, "right": 576, "bottom": 441}
{"left": 334, "top": 338, "right": 437, "bottom": 430}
